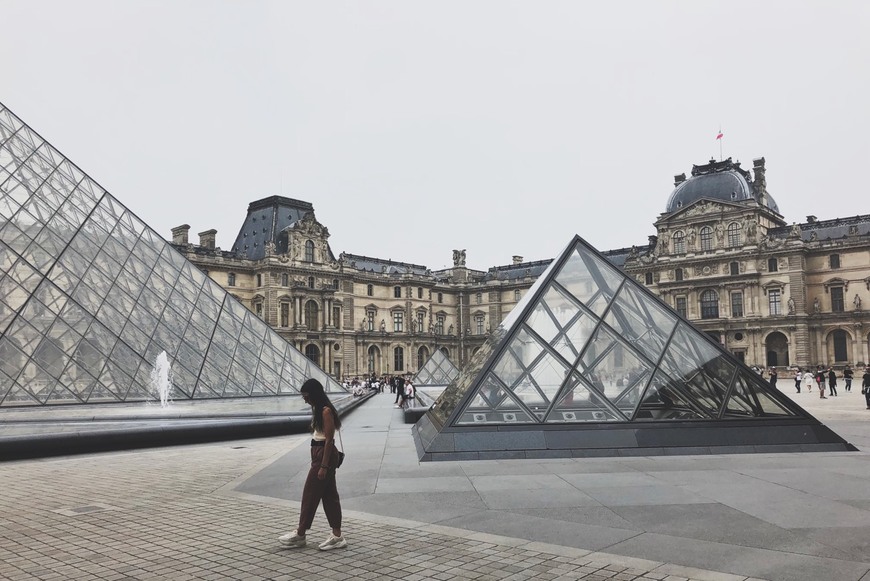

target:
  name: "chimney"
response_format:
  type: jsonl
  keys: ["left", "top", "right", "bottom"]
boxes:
{"left": 198, "top": 229, "right": 217, "bottom": 250}
{"left": 674, "top": 173, "right": 686, "bottom": 187}
{"left": 171, "top": 224, "right": 190, "bottom": 245}
{"left": 806, "top": 215, "right": 817, "bottom": 223}
{"left": 512, "top": 255, "right": 523, "bottom": 265}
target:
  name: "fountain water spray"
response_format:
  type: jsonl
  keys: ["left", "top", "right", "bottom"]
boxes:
{"left": 150, "top": 351, "right": 173, "bottom": 408}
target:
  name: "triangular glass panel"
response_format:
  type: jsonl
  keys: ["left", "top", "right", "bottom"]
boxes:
{"left": 604, "top": 284, "right": 677, "bottom": 363}
{"left": 578, "top": 324, "right": 655, "bottom": 406}
{"left": 724, "top": 368, "right": 798, "bottom": 418}
{"left": 555, "top": 245, "right": 624, "bottom": 316}
{"left": 633, "top": 369, "right": 712, "bottom": 421}
{"left": 0, "top": 384, "right": 40, "bottom": 406}
{"left": 455, "top": 374, "right": 536, "bottom": 425}
{"left": 545, "top": 372, "right": 626, "bottom": 423}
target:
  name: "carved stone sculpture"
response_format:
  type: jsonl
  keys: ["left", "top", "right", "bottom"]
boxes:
{"left": 813, "top": 297, "right": 821, "bottom": 314}
{"left": 787, "top": 297, "right": 795, "bottom": 315}
{"left": 855, "top": 294, "right": 862, "bottom": 311}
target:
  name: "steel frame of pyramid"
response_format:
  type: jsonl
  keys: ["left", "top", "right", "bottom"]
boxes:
{"left": 412, "top": 348, "right": 459, "bottom": 387}
{"left": 0, "top": 102, "right": 346, "bottom": 406}
{"left": 414, "top": 236, "right": 854, "bottom": 460}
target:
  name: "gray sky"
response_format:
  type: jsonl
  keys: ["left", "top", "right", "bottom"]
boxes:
{"left": 3, "top": 1, "right": 868, "bottom": 270}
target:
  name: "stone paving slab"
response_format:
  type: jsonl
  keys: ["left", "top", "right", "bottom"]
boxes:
{"left": 0, "top": 437, "right": 743, "bottom": 581}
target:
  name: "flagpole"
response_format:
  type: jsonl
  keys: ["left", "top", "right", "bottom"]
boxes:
{"left": 718, "top": 126, "right": 723, "bottom": 161}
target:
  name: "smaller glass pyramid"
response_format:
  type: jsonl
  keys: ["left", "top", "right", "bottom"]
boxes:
{"left": 431, "top": 236, "right": 809, "bottom": 428}
{"left": 413, "top": 349, "right": 459, "bottom": 386}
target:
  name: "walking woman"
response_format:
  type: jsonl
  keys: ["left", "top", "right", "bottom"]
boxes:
{"left": 279, "top": 378, "right": 347, "bottom": 551}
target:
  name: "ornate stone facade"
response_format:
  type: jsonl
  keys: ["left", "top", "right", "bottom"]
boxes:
{"left": 173, "top": 158, "right": 870, "bottom": 378}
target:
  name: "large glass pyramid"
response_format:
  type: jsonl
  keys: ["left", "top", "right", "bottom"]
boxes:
{"left": 413, "top": 349, "right": 459, "bottom": 387}
{"left": 415, "top": 236, "right": 853, "bottom": 460}
{"left": 0, "top": 102, "right": 344, "bottom": 406}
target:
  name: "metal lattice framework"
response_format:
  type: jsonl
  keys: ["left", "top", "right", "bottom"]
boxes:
{"left": 0, "top": 103, "right": 345, "bottom": 406}
{"left": 413, "top": 349, "right": 459, "bottom": 386}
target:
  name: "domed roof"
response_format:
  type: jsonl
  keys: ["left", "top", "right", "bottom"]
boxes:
{"left": 665, "top": 158, "right": 779, "bottom": 214}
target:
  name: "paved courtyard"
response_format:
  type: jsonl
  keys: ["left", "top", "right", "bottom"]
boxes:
{"left": 2, "top": 386, "right": 870, "bottom": 581}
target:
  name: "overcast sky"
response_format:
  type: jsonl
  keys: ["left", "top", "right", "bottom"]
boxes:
{"left": 3, "top": 1, "right": 868, "bottom": 270}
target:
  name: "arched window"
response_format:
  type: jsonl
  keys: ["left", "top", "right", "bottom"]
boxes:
{"left": 675, "top": 268, "right": 683, "bottom": 282}
{"left": 700, "top": 226, "right": 713, "bottom": 251}
{"left": 227, "top": 272, "right": 236, "bottom": 287}
{"left": 394, "top": 346, "right": 404, "bottom": 371}
{"left": 673, "top": 231, "right": 685, "bottom": 254}
{"left": 730, "top": 261, "right": 739, "bottom": 276}
{"left": 304, "top": 344, "right": 320, "bottom": 365}
{"left": 304, "top": 240, "right": 315, "bottom": 262}
{"left": 514, "top": 289, "right": 521, "bottom": 301}
{"left": 417, "top": 346, "right": 429, "bottom": 369}
{"left": 727, "top": 222, "right": 741, "bottom": 247}
{"left": 700, "top": 289, "right": 719, "bottom": 319}
{"left": 768, "top": 258, "right": 778, "bottom": 272}
{"left": 305, "top": 300, "right": 319, "bottom": 329}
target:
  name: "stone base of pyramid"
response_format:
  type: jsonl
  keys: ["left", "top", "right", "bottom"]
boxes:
{"left": 413, "top": 413, "right": 856, "bottom": 461}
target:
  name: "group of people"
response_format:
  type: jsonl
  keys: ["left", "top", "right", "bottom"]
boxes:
{"left": 341, "top": 374, "right": 416, "bottom": 407}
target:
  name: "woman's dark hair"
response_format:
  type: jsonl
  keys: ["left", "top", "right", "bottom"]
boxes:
{"left": 300, "top": 378, "right": 342, "bottom": 432}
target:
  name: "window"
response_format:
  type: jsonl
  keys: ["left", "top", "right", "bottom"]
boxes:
{"left": 675, "top": 268, "right": 683, "bottom": 282}
{"left": 280, "top": 303, "right": 290, "bottom": 327}
{"left": 436, "top": 314, "right": 445, "bottom": 335}
{"left": 366, "top": 311, "right": 374, "bottom": 331}
{"left": 514, "top": 289, "right": 521, "bottom": 301}
{"left": 394, "top": 347, "right": 404, "bottom": 371}
{"left": 768, "top": 258, "right": 778, "bottom": 272}
{"left": 394, "top": 286, "right": 402, "bottom": 298}
{"left": 673, "top": 231, "right": 685, "bottom": 254}
{"left": 416, "top": 311, "right": 424, "bottom": 333}
{"left": 305, "top": 344, "right": 319, "bottom": 365}
{"left": 675, "top": 296, "right": 687, "bottom": 317}
{"left": 256, "top": 274, "right": 262, "bottom": 287}
{"left": 833, "top": 330, "right": 848, "bottom": 362}
{"left": 727, "top": 222, "right": 741, "bottom": 247}
{"left": 393, "top": 311, "right": 404, "bottom": 332}
{"left": 281, "top": 273, "right": 289, "bottom": 286}
{"left": 227, "top": 272, "right": 236, "bottom": 287}
{"left": 304, "top": 240, "right": 314, "bottom": 262}
{"left": 417, "top": 287, "right": 423, "bottom": 299}
{"left": 730, "top": 261, "right": 739, "bottom": 276}
{"left": 255, "top": 302, "right": 263, "bottom": 318}
{"left": 475, "top": 314, "right": 485, "bottom": 335}
{"left": 645, "top": 272, "right": 654, "bottom": 285}
{"left": 437, "top": 293, "right": 443, "bottom": 303}
{"left": 700, "top": 289, "right": 719, "bottom": 319}
{"left": 333, "top": 306, "right": 340, "bottom": 328}
{"left": 308, "top": 276, "right": 315, "bottom": 289}
{"left": 367, "top": 284, "right": 373, "bottom": 296}
{"left": 830, "top": 254, "right": 841, "bottom": 269}
{"left": 700, "top": 226, "right": 713, "bottom": 251}
{"left": 476, "top": 292, "right": 482, "bottom": 304}
{"left": 731, "top": 292, "right": 744, "bottom": 317}
{"left": 333, "top": 279, "right": 339, "bottom": 290}
{"left": 768, "top": 289, "right": 782, "bottom": 315}
{"left": 305, "top": 300, "right": 318, "bottom": 329}
{"left": 832, "top": 286, "right": 845, "bottom": 313}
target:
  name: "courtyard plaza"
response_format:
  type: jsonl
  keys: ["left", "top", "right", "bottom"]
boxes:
{"left": 1, "top": 387, "right": 870, "bottom": 581}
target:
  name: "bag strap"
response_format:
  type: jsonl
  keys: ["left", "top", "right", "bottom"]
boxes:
{"left": 337, "top": 429, "right": 344, "bottom": 453}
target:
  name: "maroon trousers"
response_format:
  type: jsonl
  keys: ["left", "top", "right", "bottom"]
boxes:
{"left": 298, "top": 443, "right": 342, "bottom": 532}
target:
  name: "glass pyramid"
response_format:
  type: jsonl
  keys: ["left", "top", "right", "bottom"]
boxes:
{"left": 413, "top": 349, "right": 459, "bottom": 386}
{"left": 0, "top": 102, "right": 345, "bottom": 406}
{"left": 430, "top": 236, "right": 808, "bottom": 428}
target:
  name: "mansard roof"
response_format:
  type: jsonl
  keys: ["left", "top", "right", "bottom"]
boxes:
{"left": 340, "top": 252, "right": 429, "bottom": 276}
{"left": 231, "top": 196, "right": 315, "bottom": 260}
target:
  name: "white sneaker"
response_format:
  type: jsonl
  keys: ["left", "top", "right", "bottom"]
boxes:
{"left": 318, "top": 534, "right": 347, "bottom": 550}
{"left": 278, "top": 532, "right": 306, "bottom": 548}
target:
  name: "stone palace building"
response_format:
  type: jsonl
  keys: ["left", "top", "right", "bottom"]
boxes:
{"left": 171, "top": 156, "right": 870, "bottom": 379}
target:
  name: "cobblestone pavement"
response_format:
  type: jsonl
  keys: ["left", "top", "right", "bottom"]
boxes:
{"left": 0, "top": 437, "right": 759, "bottom": 581}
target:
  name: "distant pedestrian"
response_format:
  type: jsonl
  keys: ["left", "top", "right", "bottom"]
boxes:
{"left": 794, "top": 369, "right": 802, "bottom": 393}
{"left": 393, "top": 375, "right": 405, "bottom": 406}
{"left": 828, "top": 368, "right": 838, "bottom": 397}
{"left": 278, "top": 378, "right": 347, "bottom": 551}
{"left": 844, "top": 366, "right": 854, "bottom": 392}
{"left": 804, "top": 371, "right": 813, "bottom": 393}
{"left": 863, "top": 369, "right": 870, "bottom": 409}
{"left": 816, "top": 366, "right": 827, "bottom": 399}
{"left": 769, "top": 367, "right": 778, "bottom": 389}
